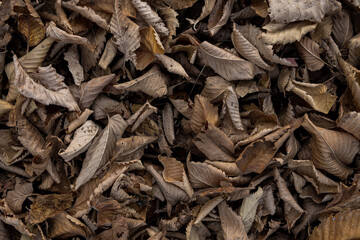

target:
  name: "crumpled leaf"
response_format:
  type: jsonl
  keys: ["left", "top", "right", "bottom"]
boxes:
{"left": 5, "top": 37, "right": 54, "bottom": 102}
{"left": 191, "top": 95, "right": 219, "bottom": 133}
{"left": 337, "top": 110, "right": 360, "bottom": 140}
{"left": 232, "top": 23, "right": 270, "bottom": 70}
{"left": 285, "top": 79, "right": 336, "bottom": 114}
{"left": 274, "top": 168, "right": 306, "bottom": 230}
{"left": 62, "top": 1, "right": 109, "bottom": 30}
{"left": 14, "top": 55, "right": 80, "bottom": 112}
{"left": 14, "top": 0, "right": 45, "bottom": 47}
{"left": 194, "top": 195, "right": 224, "bottom": 224}
{"left": 218, "top": 201, "right": 249, "bottom": 240}
{"left": 131, "top": 0, "right": 169, "bottom": 36}
{"left": 296, "top": 36, "right": 325, "bottom": 71}
{"left": 288, "top": 159, "right": 339, "bottom": 194}
{"left": 267, "top": 0, "right": 341, "bottom": 23}
{"left": 187, "top": 0, "right": 216, "bottom": 27}
{"left": 310, "top": 209, "right": 360, "bottom": 240}
{"left": 332, "top": 9, "right": 353, "bottom": 49}
{"left": 78, "top": 74, "right": 116, "bottom": 110}
{"left": 239, "top": 187, "right": 263, "bottom": 232}
{"left": 59, "top": 120, "right": 99, "bottom": 161}
{"left": 5, "top": 181, "right": 33, "bottom": 213}
{"left": 207, "top": 0, "right": 235, "bottom": 36}
{"left": 301, "top": 114, "right": 359, "bottom": 180}
{"left": 156, "top": 54, "right": 189, "bottom": 78}
{"left": 114, "top": 65, "right": 168, "bottom": 98}
{"left": 48, "top": 212, "right": 91, "bottom": 239}
{"left": 110, "top": 0, "right": 140, "bottom": 63}
{"left": 193, "top": 123, "right": 235, "bottom": 162}
{"left": 198, "top": 41, "right": 254, "bottom": 81}
{"left": 261, "top": 21, "right": 318, "bottom": 45}
{"left": 75, "top": 114, "right": 127, "bottom": 190}
{"left": 201, "top": 76, "right": 233, "bottom": 102}
{"left": 64, "top": 45, "right": 84, "bottom": 86}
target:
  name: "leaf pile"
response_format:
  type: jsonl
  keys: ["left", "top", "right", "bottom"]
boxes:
{"left": 1, "top": 0, "right": 360, "bottom": 239}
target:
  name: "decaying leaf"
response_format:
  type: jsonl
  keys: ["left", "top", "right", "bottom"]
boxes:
{"left": 296, "top": 36, "right": 325, "bottom": 71}
{"left": 301, "top": 114, "right": 359, "bottom": 180}
{"left": 5, "top": 180, "right": 33, "bottom": 213}
{"left": 198, "top": 41, "right": 254, "bottom": 81}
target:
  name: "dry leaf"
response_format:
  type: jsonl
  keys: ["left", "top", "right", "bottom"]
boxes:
{"left": 310, "top": 17, "right": 332, "bottom": 42}
{"left": 296, "top": 36, "right": 325, "bottom": 71}
{"left": 301, "top": 114, "right": 359, "bottom": 180}
{"left": 267, "top": 0, "right": 341, "bottom": 23}
{"left": 332, "top": 9, "right": 353, "bottom": 49}
{"left": 191, "top": 95, "right": 219, "bottom": 133}
{"left": 219, "top": 201, "right": 249, "bottom": 240}
{"left": 114, "top": 65, "right": 168, "bottom": 98}
{"left": 64, "top": 45, "right": 84, "bottom": 86}
{"left": 187, "top": 0, "right": 216, "bottom": 27}
{"left": 207, "top": 0, "right": 235, "bottom": 36}
{"left": 131, "top": 0, "right": 169, "bottom": 36}
{"left": 75, "top": 114, "right": 127, "bottom": 189}
{"left": 98, "top": 38, "right": 117, "bottom": 70}
{"left": 59, "top": 120, "right": 99, "bottom": 161}
{"left": 156, "top": 54, "right": 189, "bottom": 78}
{"left": 162, "top": 103, "right": 175, "bottom": 145}
{"left": 5, "top": 180, "right": 33, "bottom": 213}
{"left": 198, "top": 41, "right": 254, "bottom": 81}
{"left": 239, "top": 187, "right": 263, "bottom": 232}
{"left": 14, "top": 55, "right": 80, "bottom": 112}
{"left": 110, "top": 0, "right": 140, "bottom": 63}
{"left": 48, "top": 212, "right": 90, "bottom": 239}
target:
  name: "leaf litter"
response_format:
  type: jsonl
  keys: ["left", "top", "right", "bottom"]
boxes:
{"left": 1, "top": 0, "right": 360, "bottom": 239}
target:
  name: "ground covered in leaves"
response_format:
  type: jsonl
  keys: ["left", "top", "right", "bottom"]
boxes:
{"left": 1, "top": 0, "right": 360, "bottom": 239}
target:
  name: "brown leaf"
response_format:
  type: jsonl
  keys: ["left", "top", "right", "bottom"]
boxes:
{"left": 301, "top": 114, "right": 358, "bottom": 179}
{"left": 64, "top": 45, "right": 84, "bottom": 86}
{"left": 198, "top": 41, "right": 254, "bottom": 81}
{"left": 310, "top": 209, "right": 360, "bottom": 240}
{"left": 5, "top": 180, "right": 33, "bottom": 213}
{"left": 28, "top": 193, "right": 74, "bottom": 224}
{"left": 113, "top": 65, "right": 168, "bottom": 98}
{"left": 296, "top": 36, "right": 325, "bottom": 71}
{"left": 48, "top": 212, "right": 91, "bottom": 239}
{"left": 162, "top": 103, "right": 175, "bottom": 145}
{"left": 156, "top": 54, "right": 189, "bottom": 78}
{"left": 207, "top": 0, "right": 235, "bottom": 36}
{"left": 110, "top": 0, "right": 140, "bottom": 63}
{"left": 191, "top": 95, "right": 219, "bottom": 133}
{"left": 332, "top": 9, "right": 353, "bottom": 48}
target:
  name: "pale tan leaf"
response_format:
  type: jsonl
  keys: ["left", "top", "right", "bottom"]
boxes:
{"left": 67, "top": 108, "right": 94, "bottom": 133}
{"left": 162, "top": 103, "right": 175, "bottom": 145}
{"left": 274, "top": 168, "right": 305, "bottom": 229}
{"left": 193, "top": 123, "right": 235, "bottom": 162}
{"left": 201, "top": 76, "right": 233, "bottom": 102}
{"left": 237, "top": 24, "right": 297, "bottom": 67}
{"left": 219, "top": 201, "right": 249, "bottom": 240}
{"left": 332, "top": 9, "right": 353, "bottom": 48}
{"left": 191, "top": 95, "right": 219, "bottom": 133}
{"left": 285, "top": 79, "right": 336, "bottom": 114}
{"left": 113, "top": 65, "right": 168, "bottom": 98}
{"left": 267, "top": 0, "right": 341, "bottom": 23}
{"left": 146, "top": 164, "right": 189, "bottom": 206}
{"left": 5, "top": 38, "right": 54, "bottom": 102}
{"left": 14, "top": 55, "right": 80, "bottom": 112}
{"left": 156, "top": 54, "right": 189, "bottom": 78}
{"left": 187, "top": 0, "right": 216, "bottom": 28}
{"left": 223, "top": 86, "right": 243, "bottom": 130}
{"left": 59, "top": 120, "right": 99, "bottom": 161}
{"left": 309, "top": 209, "right": 360, "bottom": 240}
{"left": 194, "top": 195, "right": 224, "bottom": 224}
{"left": 169, "top": 94, "right": 194, "bottom": 119}
{"left": 55, "top": 0, "right": 73, "bottom": 33}
{"left": 64, "top": 45, "right": 84, "bottom": 86}
{"left": 310, "top": 17, "right": 332, "bottom": 42}
{"left": 205, "top": 161, "right": 241, "bottom": 176}
{"left": 131, "top": 0, "right": 169, "bottom": 35}
{"left": 158, "top": 7, "right": 179, "bottom": 38}
{"left": 261, "top": 21, "right": 317, "bottom": 45}
{"left": 159, "top": 155, "right": 194, "bottom": 198}
{"left": 75, "top": 115, "right": 127, "bottom": 190}
{"left": 5, "top": 181, "right": 33, "bottom": 213}
{"left": 99, "top": 38, "right": 117, "bottom": 70}
{"left": 239, "top": 187, "right": 263, "bottom": 232}
{"left": 296, "top": 36, "right": 325, "bottom": 71}
{"left": 198, "top": 41, "right": 254, "bottom": 81}
{"left": 79, "top": 74, "right": 116, "bottom": 110}
{"left": 187, "top": 159, "right": 228, "bottom": 188}
{"left": 337, "top": 111, "right": 360, "bottom": 140}
{"left": 110, "top": 0, "right": 140, "bottom": 63}
{"left": 301, "top": 114, "right": 358, "bottom": 180}
{"left": 288, "top": 159, "right": 339, "bottom": 194}
{"left": 235, "top": 80, "right": 261, "bottom": 98}
{"left": 207, "top": 0, "right": 235, "bottom": 36}
{"left": 46, "top": 21, "right": 93, "bottom": 49}
{"left": 232, "top": 23, "right": 270, "bottom": 70}
{"left": 62, "top": 1, "right": 109, "bottom": 30}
